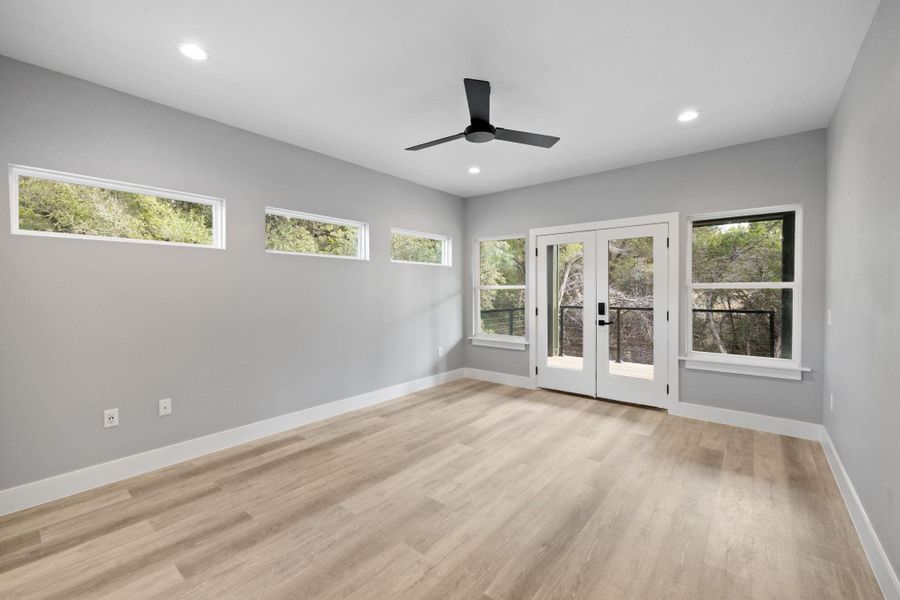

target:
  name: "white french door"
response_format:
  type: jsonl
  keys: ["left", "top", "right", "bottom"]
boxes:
{"left": 535, "top": 232, "right": 597, "bottom": 396}
{"left": 596, "top": 224, "right": 668, "bottom": 407}
{"left": 536, "top": 223, "right": 669, "bottom": 408}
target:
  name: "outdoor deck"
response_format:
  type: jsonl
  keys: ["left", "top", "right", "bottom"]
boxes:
{"left": 547, "top": 356, "right": 655, "bottom": 380}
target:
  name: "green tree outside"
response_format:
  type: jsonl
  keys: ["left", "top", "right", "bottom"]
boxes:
{"left": 18, "top": 176, "right": 213, "bottom": 245}
{"left": 390, "top": 232, "right": 443, "bottom": 263}
{"left": 265, "top": 214, "right": 359, "bottom": 256}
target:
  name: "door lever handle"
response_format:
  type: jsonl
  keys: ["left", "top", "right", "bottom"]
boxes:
{"left": 598, "top": 319, "right": 609, "bottom": 326}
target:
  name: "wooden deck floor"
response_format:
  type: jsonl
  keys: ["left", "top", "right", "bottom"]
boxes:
{"left": 547, "top": 356, "right": 655, "bottom": 380}
{"left": 0, "top": 379, "right": 882, "bottom": 599}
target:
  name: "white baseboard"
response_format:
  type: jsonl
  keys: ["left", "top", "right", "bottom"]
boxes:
{"left": 460, "top": 368, "right": 822, "bottom": 441}
{"left": 463, "top": 367, "right": 533, "bottom": 389}
{"left": 822, "top": 429, "right": 900, "bottom": 600}
{"left": 669, "top": 401, "right": 823, "bottom": 441}
{"left": 0, "top": 368, "right": 466, "bottom": 517}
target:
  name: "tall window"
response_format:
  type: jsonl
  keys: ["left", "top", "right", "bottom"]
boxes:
{"left": 390, "top": 229, "right": 451, "bottom": 266}
{"left": 265, "top": 207, "right": 368, "bottom": 260}
{"left": 687, "top": 206, "right": 801, "bottom": 375}
{"left": 475, "top": 237, "right": 527, "bottom": 341}
{"left": 10, "top": 165, "right": 224, "bottom": 248}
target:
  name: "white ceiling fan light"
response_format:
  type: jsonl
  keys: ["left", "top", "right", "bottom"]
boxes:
{"left": 677, "top": 109, "right": 700, "bottom": 122}
{"left": 178, "top": 42, "right": 209, "bottom": 61}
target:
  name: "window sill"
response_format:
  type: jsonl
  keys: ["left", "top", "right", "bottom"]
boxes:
{"left": 469, "top": 336, "right": 528, "bottom": 351}
{"left": 390, "top": 259, "right": 451, "bottom": 267}
{"left": 680, "top": 355, "right": 810, "bottom": 381}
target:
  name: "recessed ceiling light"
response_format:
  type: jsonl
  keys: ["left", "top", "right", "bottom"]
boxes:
{"left": 468, "top": 166, "right": 481, "bottom": 174}
{"left": 678, "top": 109, "right": 700, "bottom": 122}
{"left": 178, "top": 43, "right": 209, "bottom": 61}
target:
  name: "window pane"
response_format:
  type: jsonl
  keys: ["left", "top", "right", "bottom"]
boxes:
{"left": 547, "top": 242, "right": 584, "bottom": 370}
{"left": 266, "top": 213, "right": 360, "bottom": 257}
{"left": 479, "top": 239, "right": 525, "bottom": 286}
{"left": 18, "top": 175, "right": 214, "bottom": 245}
{"left": 391, "top": 231, "right": 444, "bottom": 264}
{"left": 609, "top": 237, "right": 654, "bottom": 380}
{"left": 692, "top": 213, "right": 795, "bottom": 283}
{"left": 692, "top": 289, "right": 793, "bottom": 359}
{"left": 480, "top": 288, "right": 525, "bottom": 337}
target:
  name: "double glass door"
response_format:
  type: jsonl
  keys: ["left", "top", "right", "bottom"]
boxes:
{"left": 536, "top": 224, "right": 668, "bottom": 407}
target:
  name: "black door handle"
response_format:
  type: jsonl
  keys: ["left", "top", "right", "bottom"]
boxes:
{"left": 598, "top": 319, "right": 609, "bottom": 326}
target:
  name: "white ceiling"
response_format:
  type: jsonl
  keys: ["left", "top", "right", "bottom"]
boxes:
{"left": 0, "top": 0, "right": 879, "bottom": 197}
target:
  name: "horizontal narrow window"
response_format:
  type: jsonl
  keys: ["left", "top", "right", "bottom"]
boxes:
{"left": 390, "top": 228, "right": 450, "bottom": 266}
{"left": 265, "top": 207, "right": 368, "bottom": 260}
{"left": 10, "top": 165, "right": 224, "bottom": 248}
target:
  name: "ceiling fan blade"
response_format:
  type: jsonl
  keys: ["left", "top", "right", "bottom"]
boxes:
{"left": 405, "top": 132, "right": 465, "bottom": 151}
{"left": 464, "top": 78, "right": 490, "bottom": 124}
{"left": 494, "top": 128, "right": 560, "bottom": 148}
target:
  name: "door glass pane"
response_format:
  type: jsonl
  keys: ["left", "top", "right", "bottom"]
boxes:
{"left": 546, "top": 242, "right": 584, "bottom": 370}
{"left": 608, "top": 237, "right": 654, "bottom": 380}
{"left": 692, "top": 289, "right": 792, "bottom": 359}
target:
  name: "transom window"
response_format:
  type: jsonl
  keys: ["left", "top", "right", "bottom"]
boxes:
{"left": 390, "top": 228, "right": 451, "bottom": 266}
{"left": 10, "top": 165, "right": 224, "bottom": 248}
{"left": 475, "top": 237, "right": 527, "bottom": 341}
{"left": 686, "top": 206, "right": 802, "bottom": 377}
{"left": 265, "top": 207, "right": 368, "bottom": 260}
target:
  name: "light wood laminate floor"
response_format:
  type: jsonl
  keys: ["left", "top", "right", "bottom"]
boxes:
{"left": 0, "top": 379, "right": 883, "bottom": 599}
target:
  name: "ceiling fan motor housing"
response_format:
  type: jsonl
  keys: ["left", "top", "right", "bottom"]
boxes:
{"left": 465, "top": 120, "right": 496, "bottom": 143}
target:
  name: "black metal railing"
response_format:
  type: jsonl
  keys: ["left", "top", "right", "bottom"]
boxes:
{"left": 692, "top": 307, "right": 777, "bottom": 358}
{"left": 480, "top": 307, "right": 526, "bottom": 337}
{"left": 480, "top": 305, "right": 777, "bottom": 358}
{"left": 606, "top": 306, "right": 652, "bottom": 364}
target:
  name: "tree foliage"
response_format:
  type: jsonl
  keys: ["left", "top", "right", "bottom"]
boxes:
{"left": 265, "top": 214, "right": 358, "bottom": 256}
{"left": 692, "top": 220, "right": 785, "bottom": 283}
{"left": 18, "top": 176, "right": 213, "bottom": 244}
{"left": 390, "top": 232, "right": 443, "bottom": 263}
{"left": 479, "top": 238, "right": 526, "bottom": 287}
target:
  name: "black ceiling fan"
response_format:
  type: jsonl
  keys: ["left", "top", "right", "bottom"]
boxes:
{"left": 405, "top": 78, "right": 560, "bottom": 151}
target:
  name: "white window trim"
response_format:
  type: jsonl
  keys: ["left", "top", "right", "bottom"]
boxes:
{"left": 9, "top": 164, "right": 226, "bottom": 249}
{"left": 390, "top": 228, "right": 451, "bottom": 266}
{"left": 471, "top": 235, "right": 528, "bottom": 350}
{"left": 683, "top": 204, "right": 806, "bottom": 380}
{"left": 265, "top": 206, "right": 369, "bottom": 261}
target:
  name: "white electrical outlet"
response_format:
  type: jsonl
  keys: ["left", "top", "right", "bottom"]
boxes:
{"left": 104, "top": 408, "right": 119, "bottom": 428}
{"left": 438, "top": 346, "right": 444, "bottom": 357}
{"left": 829, "top": 394, "right": 834, "bottom": 412}
{"left": 159, "top": 398, "right": 172, "bottom": 417}
{"left": 827, "top": 309, "right": 832, "bottom": 325}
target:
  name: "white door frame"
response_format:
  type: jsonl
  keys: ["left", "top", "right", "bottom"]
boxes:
{"left": 527, "top": 212, "right": 680, "bottom": 411}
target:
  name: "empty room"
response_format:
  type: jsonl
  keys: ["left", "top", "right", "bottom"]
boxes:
{"left": 0, "top": 1, "right": 898, "bottom": 598}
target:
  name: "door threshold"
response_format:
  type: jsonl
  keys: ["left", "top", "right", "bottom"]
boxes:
{"left": 536, "top": 387, "right": 667, "bottom": 412}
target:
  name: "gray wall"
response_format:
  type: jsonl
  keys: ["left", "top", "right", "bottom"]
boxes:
{"left": 825, "top": 0, "right": 900, "bottom": 578}
{"left": 465, "top": 130, "right": 827, "bottom": 423}
{"left": 0, "top": 57, "right": 465, "bottom": 490}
